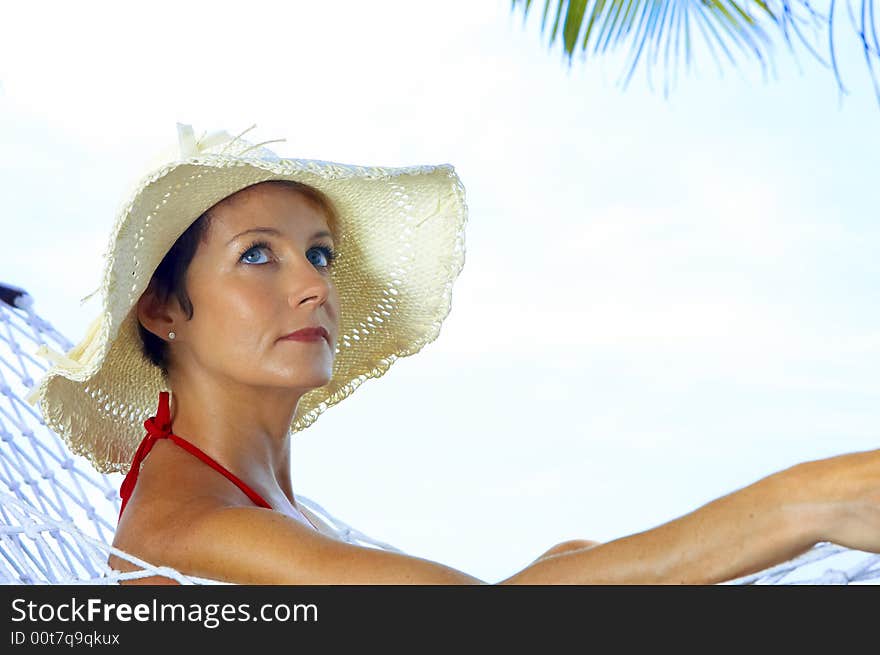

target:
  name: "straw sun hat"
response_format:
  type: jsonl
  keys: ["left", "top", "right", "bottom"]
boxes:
{"left": 25, "top": 122, "right": 468, "bottom": 474}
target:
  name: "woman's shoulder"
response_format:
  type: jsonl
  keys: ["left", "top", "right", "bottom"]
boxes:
{"left": 107, "top": 441, "right": 323, "bottom": 583}
{"left": 110, "top": 494, "right": 342, "bottom": 584}
{"left": 117, "top": 504, "right": 345, "bottom": 584}
{"left": 112, "top": 498, "right": 487, "bottom": 585}
{"left": 108, "top": 442, "right": 357, "bottom": 584}
{"left": 108, "top": 477, "right": 230, "bottom": 584}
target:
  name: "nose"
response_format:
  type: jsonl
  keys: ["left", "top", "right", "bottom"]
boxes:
{"left": 287, "top": 255, "right": 332, "bottom": 309}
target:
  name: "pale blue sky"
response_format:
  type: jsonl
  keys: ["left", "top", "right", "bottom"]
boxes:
{"left": 1, "top": 1, "right": 878, "bottom": 583}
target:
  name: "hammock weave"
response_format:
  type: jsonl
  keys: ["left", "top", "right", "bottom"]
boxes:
{"left": 1, "top": 281, "right": 878, "bottom": 585}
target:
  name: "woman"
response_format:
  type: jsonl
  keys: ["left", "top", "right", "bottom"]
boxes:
{"left": 28, "top": 123, "right": 880, "bottom": 584}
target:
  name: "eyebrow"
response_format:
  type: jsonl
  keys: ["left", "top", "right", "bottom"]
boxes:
{"left": 226, "top": 227, "right": 334, "bottom": 246}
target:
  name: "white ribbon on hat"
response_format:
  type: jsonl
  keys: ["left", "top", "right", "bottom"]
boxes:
{"left": 176, "top": 122, "right": 286, "bottom": 161}
{"left": 25, "top": 312, "right": 106, "bottom": 406}
{"left": 177, "top": 123, "right": 235, "bottom": 158}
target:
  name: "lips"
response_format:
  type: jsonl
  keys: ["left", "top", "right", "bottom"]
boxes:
{"left": 280, "top": 326, "right": 330, "bottom": 345}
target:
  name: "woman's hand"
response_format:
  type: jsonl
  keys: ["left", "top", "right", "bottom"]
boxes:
{"left": 782, "top": 448, "right": 880, "bottom": 553}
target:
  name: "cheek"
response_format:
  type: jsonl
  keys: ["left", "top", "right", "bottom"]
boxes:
{"left": 195, "top": 283, "right": 277, "bottom": 344}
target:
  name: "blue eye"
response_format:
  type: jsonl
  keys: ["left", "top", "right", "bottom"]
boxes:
{"left": 307, "top": 244, "right": 337, "bottom": 269}
{"left": 239, "top": 240, "right": 272, "bottom": 265}
{"left": 238, "top": 239, "right": 337, "bottom": 269}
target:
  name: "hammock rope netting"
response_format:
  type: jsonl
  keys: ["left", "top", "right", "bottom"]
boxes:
{"left": 1, "top": 281, "right": 878, "bottom": 585}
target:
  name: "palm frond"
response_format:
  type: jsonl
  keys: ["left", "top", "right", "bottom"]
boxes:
{"left": 511, "top": 0, "right": 880, "bottom": 107}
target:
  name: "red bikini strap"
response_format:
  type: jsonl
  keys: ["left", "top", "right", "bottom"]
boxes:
{"left": 118, "top": 391, "right": 174, "bottom": 520}
{"left": 118, "top": 391, "right": 272, "bottom": 521}
{"left": 164, "top": 432, "right": 273, "bottom": 511}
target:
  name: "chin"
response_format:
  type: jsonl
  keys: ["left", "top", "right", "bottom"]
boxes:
{"left": 279, "top": 369, "right": 334, "bottom": 390}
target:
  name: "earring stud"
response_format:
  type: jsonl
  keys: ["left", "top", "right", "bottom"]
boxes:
{"left": 168, "top": 331, "right": 176, "bottom": 340}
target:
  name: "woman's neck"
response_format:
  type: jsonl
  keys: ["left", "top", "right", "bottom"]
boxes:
{"left": 164, "top": 375, "right": 306, "bottom": 505}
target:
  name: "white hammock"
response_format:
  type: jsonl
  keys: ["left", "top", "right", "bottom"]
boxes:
{"left": 1, "top": 281, "right": 877, "bottom": 585}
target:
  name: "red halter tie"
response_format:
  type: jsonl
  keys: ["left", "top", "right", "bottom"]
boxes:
{"left": 118, "top": 391, "right": 173, "bottom": 520}
{"left": 118, "top": 390, "right": 274, "bottom": 521}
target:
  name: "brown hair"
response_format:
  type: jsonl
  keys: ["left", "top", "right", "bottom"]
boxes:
{"left": 136, "top": 180, "right": 340, "bottom": 379}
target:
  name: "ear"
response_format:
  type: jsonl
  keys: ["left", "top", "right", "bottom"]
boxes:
{"left": 136, "top": 279, "right": 178, "bottom": 341}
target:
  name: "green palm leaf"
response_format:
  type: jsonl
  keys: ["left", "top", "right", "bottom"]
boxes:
{"left": 511, "top": 0, "right": 880, "bottom": 106}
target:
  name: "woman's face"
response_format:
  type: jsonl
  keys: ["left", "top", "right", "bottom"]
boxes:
{"left": 155, "top": 183, "right": 340, "bottom": 393}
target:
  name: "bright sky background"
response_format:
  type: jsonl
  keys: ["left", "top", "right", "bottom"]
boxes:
{"left": 1, "top": 1, "right": 879, "bottom": 584}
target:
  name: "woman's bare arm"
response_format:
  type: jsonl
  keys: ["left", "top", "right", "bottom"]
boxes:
{"left": 175, "top": 506, "right": 489, "bottom": 584}
{"left": 498, "top": 466, "right": 822, "bottom": 584}
{"left": 175, "top": 468, "right": 809, "bottom": 585}
{"left": 166, "top": 447, "right": 880, "bottom": 585}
